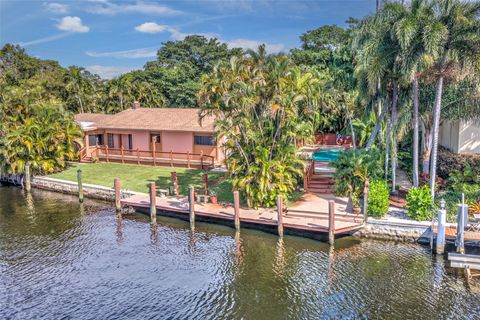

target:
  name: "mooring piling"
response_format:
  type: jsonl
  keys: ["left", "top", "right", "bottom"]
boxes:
{"left": 77, "top": 169, "right": 84, "bottom": 203}
{"left": 456, "top": 197, "right": 468, "bottom": 254}
{"left": 171, "top": 172, "right": 179, "bottom": 196}
{"left": 149, "top": 182, "right": 157, "bottom": 223}
{"left": 277, "top": 195, "right": 284, "bottom": 237}
{"left": 436, "top": 198, "right": 446, "bottom": 255}
{"left": 24, "top": 163, "right": 31, "bottom": 192}
{"left": 189, "top": 186, "right": 195, "bottom": 227}
{"left": 328, "top": 200, "right": 335, "bottom": 245}
{"left": 114, "top": 177, "right": 121, "bottom": 213}
{"left": 234, "top": 191, "right": 240, "bottom": 230}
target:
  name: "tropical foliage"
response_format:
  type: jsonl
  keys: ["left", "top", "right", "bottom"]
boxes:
{"left": 406, "top": 185, "right": 434, "bottom": 221}
{"left": 198, "top": 48, "right": 327, "bottom": 207}
{"left": 368, "top": 180, "right": 390, "bottom": 218}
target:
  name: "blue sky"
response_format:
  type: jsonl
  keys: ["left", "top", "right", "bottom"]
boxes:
{"left": 0, "top": 0, "right": 375, "bottom": 79}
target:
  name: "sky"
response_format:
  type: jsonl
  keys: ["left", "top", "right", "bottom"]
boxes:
{"left": 0, "top": 0, "right": 376, "bottom": 79}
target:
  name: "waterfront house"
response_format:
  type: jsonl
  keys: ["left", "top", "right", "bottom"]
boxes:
{"left": 75, "top": 102, "right": 223, "bottom": 168}
{"left": 439, "top": 120, "right": 480, "bottom": 154}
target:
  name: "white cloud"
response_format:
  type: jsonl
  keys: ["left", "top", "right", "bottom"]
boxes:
{"left": 135, "top": 22, "right": 167, "bottom": 34}
{"left": 86, "top": 65, "right": 137, "bottom": 79}
{"left": 87, "top": 0, "right": 181, "bottom": 15}
{"left": 56, "top": 16, "right": 89, "bottom": 33}
{"left": 85, "top": 47, "right": 157, "bottom": 59}
{"left": 43, "top": 2, "right": 68, "bottom": 14}
{"left": 18, "top": 32, "right": 71, "bottom": 47}
{"left": 226, "top": 38, "right": 285, "bottom": 53}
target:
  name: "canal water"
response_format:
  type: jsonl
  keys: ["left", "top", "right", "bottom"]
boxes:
{"left": 1, "top": 187, "right": 479, "bottom": 319}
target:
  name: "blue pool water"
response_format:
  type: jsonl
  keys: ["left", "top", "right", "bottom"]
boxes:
{"left": 312, "top": 148, "right": 341, "bottom": 162}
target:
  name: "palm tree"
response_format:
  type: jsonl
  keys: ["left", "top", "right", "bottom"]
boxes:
{"left": 426, "top": 0, "right": 480, "bottom": 198}
{"left": 64, "top": 66, "right": 94, "bottom": 113}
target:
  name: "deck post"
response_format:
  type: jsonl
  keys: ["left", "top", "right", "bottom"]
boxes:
{"left": 200, "top": 151, "right": 204, "bottom": 170}
{"left": 105, "top": 145, "right": 109, "bottom": 163}
{"left": 234, "top": 191, "right": 240, "bottom": 230}
{"left": 456, "top": 202, "right": 468, "bottom": 254}
{"left": 277, "top": 195, "right": 284, "bottom": 237}
{"left": 436, "top": 199, "right": 446, "bottom": 255}
{"left": 121, "top": 146, "right": 125, "bottom": 164}
{"left": 170, "top": 150, "right": 173, "bottom": 167}
{"left": 152, "top": 137, "right": 157, "bottom": 166}
{"left": 149, "top": 182, "right": 156, "bottom": 223}
{"left": 114, "top": 177, "right": 121, "bottom": 213}
{"left": 95, "top": 146, "right": 99, "bottom": 159}
{"left": 136, "top": 148, "right": 140, "bottom": 165}
{"left": 202, "top": 173, "right": 208, "bottom": 195}
{"left": 189, "top": 186, "right": 195, "bottom": 227}
{"left": 187, "top": 151, "right": 191, "bottom": 168}
{"left": 77, "top": 169, "right": 84, "bottom": 203}
{"left": 24, "top": 162, "right": 31, "bottom": 192}
{"left": 328, "top": 200, "right": 335, "bottom": 245}
{"left": 362, "top": 179, "right": 369, "bottom": 219}
{"left": 171, "top": 172, "right": 179, "bottom": 196}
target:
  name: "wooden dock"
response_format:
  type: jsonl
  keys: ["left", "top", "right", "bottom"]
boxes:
{"left": 120, "top": 192, "right": 364, "bottom": 241}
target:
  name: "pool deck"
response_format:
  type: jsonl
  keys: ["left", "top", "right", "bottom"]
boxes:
{"left": 121, "top": 192, "right": 364, "bottom": 240}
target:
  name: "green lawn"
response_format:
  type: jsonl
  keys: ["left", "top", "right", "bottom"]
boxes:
{"left": 49, "top": 162, "right": 233, "bottom": 202}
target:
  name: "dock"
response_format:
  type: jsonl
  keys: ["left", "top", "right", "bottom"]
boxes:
{"left": 121, "top": 192, "right": 364, "bottom": 241}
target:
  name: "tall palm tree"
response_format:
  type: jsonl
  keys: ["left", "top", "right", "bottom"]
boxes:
{"left": 426, "top": 0, "right": 480, "bottom": 198}
{"left": 64, "top": 66, "right": 93, "bottom": 114}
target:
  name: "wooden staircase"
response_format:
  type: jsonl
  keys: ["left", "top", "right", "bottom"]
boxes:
{"left": 306, "top": 172, "right": 335, "bottom": 194}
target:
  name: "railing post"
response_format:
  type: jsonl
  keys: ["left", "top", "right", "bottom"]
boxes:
{"left": 200, "top": 151, "right": 204, "bottom": 170}
{"left": 234, "top": 191, "right": 240, "bottom": 231}
{"left": 187, "top": 151, "right": 191, "bottom": 168}
{"left": 211, "top": 157, "right": 214, "bottom": 169}
{"left": 277, "top": 195, "right": 284, "bottom": 237}
{"left": 436, "top": 199, "right": 446, "bottom": 255}
{"left": 24, "top": 162, "right": 31, "bottom": 192}
{"left": 136, "top": 148, "right": 140, "bottom": 165}
{"left": 170, "top": 150, "right": 173, "bottom": 167}
{"left": 149, "top": 182, "right": 156, "bottom": 223}
{"left": 121, "top": 146, "right": 125, "bottom": 164}
{"left": 114, "top": 177, "right": 121, "bottom": 213}
{"left": 189, "top": 186, "right": 195, "bottom": 227}
{"left": 95, "top": 146, "right": 99, "bottom": 159}
{"left": 105, "top": 145, "right": 109, "bottom": 163}
{"left": 328, "top": 200, "right": 335, "bottom": 245}
{"left": 77, "top": 169, "right": 83, "bottom": 203}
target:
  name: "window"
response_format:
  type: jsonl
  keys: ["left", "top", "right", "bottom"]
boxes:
{"left": 88, "top": 134, "right": 104, "bottom": 146}
{"left": 150, "top": 134, "right": 161, "bottom": 144}
{"left": 107, "top": 134, "right": 114, "bottom": 148}
{"left": 128, "top": 134, "right": 133, "bottom": 150}
{"left": 194, "top": 135, "right": 214, "bottom": 146}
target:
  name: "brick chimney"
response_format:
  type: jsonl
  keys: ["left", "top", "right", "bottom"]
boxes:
{"left": 132, "top": 101, "right": 140, "bottom": 110}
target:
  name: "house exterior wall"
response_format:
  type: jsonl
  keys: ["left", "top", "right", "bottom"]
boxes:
{"left": 458, "top": 120, "right": 480, "bottom": 154}
{"left": 439, "top": 120, "right": 480, "bottom": 154}
{"left": 161, "top": 131, "right": 194, "bottom": 153}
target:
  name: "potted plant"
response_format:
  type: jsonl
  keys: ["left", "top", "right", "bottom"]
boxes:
{"left": 209, "top": 190, "right": 218, "bottom": 204}
{"left": 351, "top": 193, "right": 361, "bottom": 214}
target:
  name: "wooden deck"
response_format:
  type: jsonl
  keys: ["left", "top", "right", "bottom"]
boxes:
{"left": 121, "top": 192, "right": 364, "bottom": 240}
{"left": 434, "top": 225, "right": 480, "bottom": 241}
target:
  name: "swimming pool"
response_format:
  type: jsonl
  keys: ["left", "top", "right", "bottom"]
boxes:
{"left": 312, "top": 148, "right": 342, "bottom": 162}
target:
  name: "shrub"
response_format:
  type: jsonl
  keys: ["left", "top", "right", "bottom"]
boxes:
{"left": 333, "top": 148, "right": 384, "bottom": 207}
{"left": 368, "top": 180, "right": 390, "bottom": 218}
{"left": 437, "top": 146, "right": 480, "bottom": 180}
{"left": 406, "top": 185, "right": 434, "bottom": 221}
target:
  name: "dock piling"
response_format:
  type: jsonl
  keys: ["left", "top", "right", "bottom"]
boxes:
{"left": 277, "top": 195, "right": 284, "bottom": 237}
{"left": 234, "top": 191, "right": 240, "bottom": 230}
{"left": 456, "top": 200, "right": 468, "bottom": 254}
{"left": 77, "top": 169, "right": 84, "bottom": 203}
{"left": 189, "top": 186, "right": 195, "bottom": 227}
{"left": 171, "top": 172, "right": 179, "bottom": 196}
{"left": 149, "top": 182, "right": 156, "bottom": 223}
{"left": 436, "top": 198, "right": 446, "bottom": 255}
{"left": 24, "top": 163, "right": 31, "bottom": 192}
{"left": 114, "top": 177, "right": 121, "bottom": 213}
{"left": 328, "top": 200, "right": 335, "bottom": 245}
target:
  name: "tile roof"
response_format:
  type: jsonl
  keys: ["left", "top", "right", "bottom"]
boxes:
{"left": 74, "top": 108, "right": 215, "bottom": 133}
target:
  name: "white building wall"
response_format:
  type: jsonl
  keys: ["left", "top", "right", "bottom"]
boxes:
{"left": 458, "top": 120, "right": 480, "bottom": 154}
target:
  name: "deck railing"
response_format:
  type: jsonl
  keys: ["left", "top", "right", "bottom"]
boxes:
{"left": 303, "top": 158, "right": 315, "bottom": 190}
{"left": 83, "top": 146, "right": 215, "bottom": 169}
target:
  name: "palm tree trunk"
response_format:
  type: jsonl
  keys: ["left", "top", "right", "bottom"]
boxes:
{"left": 344, "top": 103, "right": 356, "bottom": 150}
{"left": 391, "top": 83, "right": 399, "bottom": 192}
{"left": 365, "top": 97, "right": 385, "bottom": 150}
{"left": 421, "top": 121, "right": 432, "bottom": 175}
{"left": 385, "top": 110, "right": 391, "bottom": 181}
{"left": 412, "top": 75, "right": 419, "bottom": 187}
{"left": 429, "top": 75, "right": 444, "bottom": 199}
{"left": 76, "top": 94, "right": 84, "bottom": 113}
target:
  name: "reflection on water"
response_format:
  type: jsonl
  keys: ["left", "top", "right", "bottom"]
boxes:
{"left": 1, "top": 187, "right": 480, "bottom": 319}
